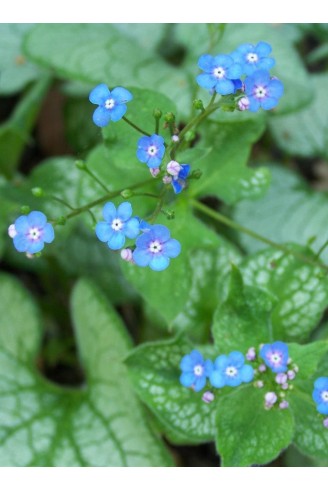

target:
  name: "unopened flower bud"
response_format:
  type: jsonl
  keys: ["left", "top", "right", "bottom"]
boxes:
{"left": 202, "top": 391, "right": 215, "bottom": 403}
{"left": 163, "top": 175, "right": 172, "bottom": 184}
{"left": 255, "top": 380, "right": 264, "bottom": 388}
{"left": 281, "top": 382, "right": 289, "bottom": 390}
{"left": 149, "top": 167, "right": 160, "bottom": 178}
{"left": 265, "top": 392, "right": 277, "bottom": 409}
{"left": 323, "top": 418, "right": 328, "bottom": 429}
{"left": 171, "top": 135, "right": 179, "bottom": 143}
{"left": 184, "top": 130, "right": 196, "bottom": 142}
{"left": 56, "top": 216, "right": 67, "bottom": 226}
{"left": 75, "top": 160, "right": 87, "bottom": 170}
{"left": 258, "top": 364, "right": 266, "bottom": 373}
{"left": 120, "top": 248, "right": 134, "bottom": 263}
{"left": 167, "top": 160, "right": 181, "bottom": 177}
{"left": 238, "top": 97, "right": 250, "bottom": 111}
{"left": 8, "top": 224, "right": 17, "bottom": 238}
{"left": 279, "top": 400, "right": 289, "bottom": 410}
{"left": 287, "top": 370, "right": 296, "bottom": 380}
{"left": 31, "top": 187, "right": 44, "bottom": 197}
{"left": 121, "top": 189, "right": 133, "bottom": 199}
{"left": 153, "top": 108, "right": 162, "bottom": 120}
{"left": 193, "top": 99, "right": 204, "bottom": 111}
{"left": 20, "top": 206, "right": 30, "bottom": 215}
{"left": 275, "top": 373, "right": 287, "bottom": 385}
{"left": 246, "top": 347, "right": 256, "bottom": 361}
{"left": 164, "top": 112, "right": 175, "bottom": 123}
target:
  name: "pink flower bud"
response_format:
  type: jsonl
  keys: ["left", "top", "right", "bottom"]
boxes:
{"left": 258, "top": 364, "right": 266, "bottom": 373}
{"left": 275, "top": 373, "right": 287, "bottom": 384}
{"left": 279, "top": 400, "right": 289, "bottom": 410}
{"left": 162, "top": 175, "right": 172, "bottom": 184}
{"left": 246, "top": 347, "right": 256, "bottom": 361}
{"left": 287, "top": 370, "right": 296, "bottom": 380}
{"left": 281, "top": 382, "right": 289, "bottom": 390}
{"left": 8, "top": 224, "right": 17, "bottom": 238}
{"left": 238, "top": 97, "right": 249, "bottom": 111}
{"left": 149, "top": 168, "right": 160, "bottom": 178}
{"left": 171, "top": 135, "right": 179, "bottom": 142}
{"left": 202, "top": 391, "right": 215, "bottom": 403}
{"left": 120, "top": 248, "right": 134, "bottom": 263}
{"left": 166, "top": 160, "right": 181, "bottom": 177}
{"left": 264, "top": 392, "right": 277, "bottom": 409}
{"left": 255, "top": 380, "right": 264, "bottom": 388}
{"left": 323, "top": 418, "right": 328, "bottom": 429}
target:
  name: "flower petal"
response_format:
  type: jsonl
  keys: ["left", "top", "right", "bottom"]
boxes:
{"left": 210, "top": 370, "right": 225, "bottom": 388}
{"left": 162, "top": 238, "right": 181, "bottom": 258}
{"left": 124, "top": 217, "right": 140, "bottom": 239}
{"left": 178, "top": 164, "right": 190, "bottom": 180}
{"left": 228, "top": 351, "right": 245, "bottom": 368}
{"left": 196, "top": 73, "right": 217, "bottom": 89}
{"left": 180, "top": 354, "right": 194, "bottom": 371}
{"left": 204, "top": 359, "right": 214, "bottom": 376}
{"left": 189, "top": 350, "right": 203, "bottom": 364}
{"left": 261, "top": 96, "right": 278, "bottom": 110}
{"left": 89, "top": 83, "right": 111, "bottom": 105}
{"left": 133, "top": 247, "right": 152, "bottom": 267}
{"left": 108, "top": 232, "right": 126, "bottom": 250}
{"left": 180, "top": 372, "right": 195, "bottom": 388}
{"left": 256, "top": 41, "right": 272, "bottom": 56}
{"left": 317, "top": 402, "right": 328, "bottom": 415}
{"left": 111, "top": 87, "right": 133, "bottom": 103}
{"left": 172, "top": 179, "right": 183, "bottom": 194}
{"left": 194, "top": 376, "right": 206, "bottom": 392}
{"left": 226, "top": 63, "right": 243, "bottom": 79}
{"left": 27, "top": 211, "right": 47, "bottom": 228}
{"left": 213, "top": 54, "right": 233, "bottom": 68}
{"left": 215, "top": 79, "right": 235, "bottom": 95}
{"left": 248, "top": 97, "right": 261, "bottom": 112}
{"left": 117, "top": 202, "right": 132, "bottom": 221}
{"left": 110, "top": 104, "right": 127, "bottom": 122}
{"left": 14, "top": 215, "right": 29, "bottom": 234}
{"left": 27, "top": 240, "right": 44, "bottom": 254}
{"left": 150, "top": 134, "right": 165, "bottom": 147}
{"left": 258, "top": 57, "right": 275, "bottom": 71}
{"left": 147, "top": 156, "right": 162, "bottom": 169}
{"left": 214, "top": 355, "right": 228, "bottom": 370}
{"left": 136, "top": 148, "right": 149, "bottom": 163}
{"left": 240, "top": 364, "right": 254, "bottom": 383}
{"left": 314, "top": 377, "right": 328, "bottom": 390}
{"left": 313, "top": 388, "right": 324, "bottom": 404}
{"left": 151, "top": 224, "right": 170, "bottom": 242}
{"left": 226, "top": 374, "right": 242, "bottom": 387}
{"left": 268, "top": 79, "right": 284, "bottom": 99}
{"left": 13, "top": 234, "right": 29, "bottom": 252}
{"left": 137, "top": 136, "right": 151, "bottom": 150}
{"left": 102, "top": 202, "right": 117, "bottom": 222}
{"left": 149, "top": 255, "right": 170, "bottom": 271}
{"left": 95, "top": 222, "right": 114, "bottom": 242}
{"left": 92, "top": 106, "right": 111, "bottom": 127}
{"left": 42, "top": 223, "right": 55, "bottom": 243}
{"left": 198, "top": 54, "right": 215, "bottom": 72}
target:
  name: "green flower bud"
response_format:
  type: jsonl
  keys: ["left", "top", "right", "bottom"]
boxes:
{"left": 31, "top": 187, "right": 44, "bottom": 197}
{"left": 164, "top": 112, "right": 175, "bottom": 123}
{"left": 56, "top": 216, "right": 67, "bottom": 226}
{"left": 184, "top": 130, "right": 196, "bottom": 142}
{"left": 20, "top": 205, "right": 30, "bottom": 215}
{"left": 193, "top": 99, "right": 204, "bottom": 111}
{"left": 75, "top": 160, "right": 87, "bottom": 170}
{"left": 191, "top": 169, "right": 202, "bottom": 180}
{"left": 153, "top": 108, "right": 162, "bottom": 119}
{"left": 121, "top": 189, "right": 134, "bottom": 199}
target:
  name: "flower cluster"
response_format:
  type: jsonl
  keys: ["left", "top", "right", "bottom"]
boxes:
{"left": 180, "top": 349, "right": 254, "bottom": 399}
{"left": 312, "top": 377, "right": 328, "bottom": 428}
{"left": 96, "top": 201, "right": 181, "bottom": 272}
{"left": 246, "top": 341, "right": 298, "bottom": 410}
{"left": 8, "top": 211, "right": 55, "bottom": 256}
{"left": 196, "top": 41, "right": 283, "bottom": 112}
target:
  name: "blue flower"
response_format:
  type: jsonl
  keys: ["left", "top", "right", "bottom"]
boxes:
{"left": 137, "top": 134, "right": 165, "bottom": 169}
{"left": 244, "top": 70, "right": 284, "bottom": 112}
{"left": 95, "top": 201, "right": 140, "bottom": 250}
{"left": 196, "top": 54, "right": 243, "bottom": 95}
{"left": 89, "top": 84, "right": 133, "bottom": 127}
{"left": 10, "top": 211, "right": 54, "bottom": 254}
{"left": 313, "top": 377, "right": 328, "bottom": 415}
{"left": 133, "top": 224, "right": 181, "bottom": 271}
{"left": 231, "top": 42, "right": 275, "bottom": 75}
{"left": 209, "top": 351, "right": 254, "bottom": 388}
{"left": 260, "top": 341, "right": 289, "bottom": 373}
{"left": 171, "top": 164, "right": 190, "bottom": 194}
{"left": 180, "top": 350, "right": 213, "bottom": 392}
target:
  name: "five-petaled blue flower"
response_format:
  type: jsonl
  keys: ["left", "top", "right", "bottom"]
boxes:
{"left": 231, "top": 42, "right": 275, "bottom": 75}
{"left": 244, "top": 70, "right": 284, "bottom": 112}
{"left": 89, "top": 84, "right": 133, "bottom": 127}
{"left": 260, "top": 341, "right": 289, "bottom": 373}
{"left": 172, "top": 164, "right": 190, "bottom": 194}
{"left": 196, "top": 54, "right": 243, "bottom": 95}
{"left": 209, "top": 351, "right": 254, "bottom": 388}
{"left": 133, "top": 224, "right": 181, "bottom": 271}
{"left": 137, "top": 134, "right": 165, "bottom": 169}
{"left": 313, "top": 377, "right": 328, "bottom": 415}
{"left": 10, "top": 211, "right": 54, "bottom": 254}
{"left": 180, "top": 350, "right": 213, "bottom": 392}
{"left": 95, "top": 201, "right": 140, "bottom": 250}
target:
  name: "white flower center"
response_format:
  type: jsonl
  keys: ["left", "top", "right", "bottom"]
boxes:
{"left": 255, "top": 85, "right": 267, "bottom": 98}
{"left": 27, "top": 227, "right": 41, "bottom": 241}
{"left": 269, "top": 352, "right": 282, "bottom": 365}
{"left": 247, "top": 52, "right": 259, "bottom": 63}
{"left": 147, "top": 145, "right": 158, "bottom": 156}
{"left": 321, "top": 391, "right": 328, "bottom": 402}
{"left": 193, "top": 364, "right": 204, "bottom": 376}
{"left": 149, "top": 240, "right": 162, "bottom": 254}
{"left": 105, "top": 98, "right": 115, "bottom": 109}
{"left": 111, "top": 218, "right": 123, "bottom": 231}
{"left": 213, "top": 66, "right": 225, "bottom": 79}
{"left": 225, "top": 366, "right": 238, "bottom": 377}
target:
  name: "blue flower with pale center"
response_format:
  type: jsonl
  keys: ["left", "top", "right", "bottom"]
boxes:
{"left": 95, "top": 202, "right": 140, "bottom": 250}
{"left": 313, "top": 377, "right": 328, "bottom": 415}
{"left": 89, "top": 84, "right": 133, "bottom": 127}
{"left": 10, "top": 211, "right": 54, "bottom": 254}
{"left": 137, "top": 134, "right": 165, "bottom": 169}
{"left": 260, "top": 341, "right": 288, "bottom": 373}
{"left": 180, "top": 350, "right": 213, "bottom": 392}
{"left": 209, "top": 351, "right": 254, "bottom": 388}
{"left": 133, "top": 224, "right": 181, "bottom": 271}
{"left": 231, "top": 42, "right": 275, "bottom": 75}
{"left": 244, "top": 70, "right": 284, "bottom": 112}
{"left": 196, "top": 54, "right": 243, "bottom": 95}
{"left": 172, "top": 164, "right": 190, "bottom": 194}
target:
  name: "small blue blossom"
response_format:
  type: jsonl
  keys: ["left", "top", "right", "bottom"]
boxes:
{"left": 313, "top": 377, "right": 328, "bottom": 415}
{"left": 133, "top": 224, "right": 181, "bottom": 271}
{"left": 260, "top": 341, "right": 289, "bottom": 373}
{"left": 171, "top": 164, "right": 190, "bottom": 194}
{"left": 95, "top": 201, "right": 140, "bottom": 250}
{"left": 180, "top": 350, "right": 213, "bottom": 392}
{"left": 231, "top": 42, "right": 275, "bottom": 75}
{"left": 196, "top": 54, "right": 243, "bottom": 95}
{"left": 9, "top": 211, "right": 54, "bottom": 254}
{"left": 89, "top": 84, "right": 133, "bottom": 127}
{"left": 136, "top": 134, "right": 165, "bottom": 168}
{"left": 209, "top": 351, "right": 254, "bottom": 388}
{"left": 244, "top": 70, "right": 284, "bottom": 112}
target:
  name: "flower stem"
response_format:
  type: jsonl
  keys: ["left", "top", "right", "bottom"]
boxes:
{"left": 191, "top": 199, "right": 328, "bottom": 273}
{"left": 122, "top": 116, "right": 151, "bottom": 137}
{"left": 83, "top": 167, "right": 109, "bottom": 193}
{"left": 50, "top": 196, "right": 75, "bottom": 211}
{"left": 316, "top": 238, "right": 328, "bottom": 259}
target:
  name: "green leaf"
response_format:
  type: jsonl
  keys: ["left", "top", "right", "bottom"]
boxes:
{"left": 289, "top": 341, "right": 328, "bottom": 379}
{"left": 0, "top": 76, "right": 51, "bottom": 178}
{"left": 122, "top": 199, "right": 233, "bottom": 329}
{"left": 269, "top": 74, "right": 328, "bottom": 159}
{"left": 216, "top": 385, "right": 294, "bottom": 467}
{"left": 126, "top": 336, "right": 217, "bottom": 444}
{"left": 0, "top": 24, "right": 41, "bottom": 95}
{"left": 0, "top": 274, "right": 173, "bottom": 466}
{"left": 23, "top": 24, "right": 191, "bottom": 115}
{"left": 190, "top": 118, "right": 270, "bottom": 204}
{"left": 240, "top": 247, "right": 328, "bottom": 341}
{"left": 212, "top": 266, "right": 275, "bottom": 353}
{"left": 64, "top": 96, "right": 101, "bottom": 154}
{"left": 233, "top": 165, "right": 328, "bottom": 263}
